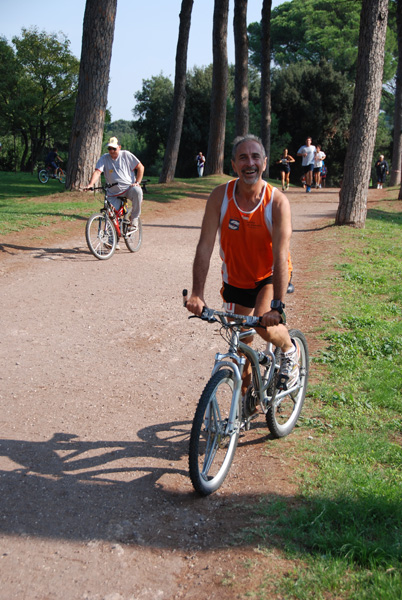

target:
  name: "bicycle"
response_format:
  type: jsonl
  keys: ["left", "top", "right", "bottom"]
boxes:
{"left": 38, "top": 163, "right": 65, "bottom": 184}
{"left": 183, "top": 290, "right": 309, "bottom": 496}
{"left": 85, "top": 183, "right": 142, "bottom": 260}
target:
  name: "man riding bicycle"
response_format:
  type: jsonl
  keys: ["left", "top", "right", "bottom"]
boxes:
{"left": 84, "top": 137, "right": 144, "bottom": 231}
{"left": 185, "top": 134, "right": 299, "bottom": 398}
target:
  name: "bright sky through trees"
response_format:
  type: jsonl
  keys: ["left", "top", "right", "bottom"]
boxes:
{"left": 1, "top": 0, "right": 283, "bottom": 121}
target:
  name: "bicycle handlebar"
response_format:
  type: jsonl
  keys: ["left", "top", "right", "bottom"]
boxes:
{"left": 182, "top": 289, "right": 262, "bottom": 328}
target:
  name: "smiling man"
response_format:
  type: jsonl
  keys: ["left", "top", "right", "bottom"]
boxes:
{"left": 186, "top": 134, "right": 299, "bottom": 396}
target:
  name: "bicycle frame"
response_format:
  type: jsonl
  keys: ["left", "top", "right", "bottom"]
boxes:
{"left": 209, "top": 323, "right": 301, "bottom": 437}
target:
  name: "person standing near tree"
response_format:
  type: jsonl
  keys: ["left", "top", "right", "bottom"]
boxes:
{"left": 196, "top": 151, "right": 206, "bottom": 177}
{"left": 375, "top": 154, "right": 389, "bottom": 189}
{"left": 297, "top": 137, "right": 316, "bottom": 193}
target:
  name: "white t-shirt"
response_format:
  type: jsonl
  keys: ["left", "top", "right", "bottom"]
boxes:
{"left": 297, "top": 144, "right": 316, "bottom": 166}
{"left": 95, "top": 150, "right": 140, "bottom": 196}
{"left": 314, "top": 151, "right": 326, "bottom": 168}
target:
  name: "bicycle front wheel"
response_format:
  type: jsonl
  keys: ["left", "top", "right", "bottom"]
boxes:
{"left": 85, "top": 213, "right": 116, "bottom": 260}
{"left": 266, "top": 329, "right": 309, "bottom": 438}
{"left": 124, "top": 218, "right": 142, "bottom": 252}
{"left": 38, "top": 169, "right": 48, "bottom": 184}
{"left": 189, "top": 369, "right": 240, "bottom": 496}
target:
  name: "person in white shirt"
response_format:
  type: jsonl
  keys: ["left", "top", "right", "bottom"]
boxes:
{"left": 297, "top": 137, "right": 316, "bottom": 193}
{"left": 313, "top": 145, "right": 326, "bottom": 189}
{"left": 85, "top": 137, "right": 145, "bottom": 231}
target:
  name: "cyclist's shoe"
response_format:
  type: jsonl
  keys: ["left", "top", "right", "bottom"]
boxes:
{"left": 277, "top": 339, "right": 300, "bottom": 391}
{"left": 128, "top": 218, "right": 139, "bottom": 232}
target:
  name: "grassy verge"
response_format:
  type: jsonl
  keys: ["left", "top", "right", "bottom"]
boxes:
{"left": 245, "top": 199, "right": 402, "bottom": 599}
{"left": 0, "top": 171, "right": 234, "bottom": 235}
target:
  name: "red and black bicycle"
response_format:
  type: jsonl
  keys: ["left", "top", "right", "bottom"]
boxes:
{"left": 85, "top": 183, "right": 142, "bottom": 260}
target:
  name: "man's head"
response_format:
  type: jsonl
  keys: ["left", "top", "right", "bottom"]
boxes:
{"left": 231, "top": 134, "right": 267, "bottom": 185}
{"left": 306, "top": 137, "right": 312, "bottom": 146}
{"left": 107, "top": 136, "right": 121, "bottom": 157}
{"left": 379, "top": 154, "right": 384, "bottom": 161}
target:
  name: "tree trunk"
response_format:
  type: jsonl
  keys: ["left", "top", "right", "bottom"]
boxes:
{"left": 260, "top": 0, "right": 272, "bottom": 176}
{"left": 234, "top": 0, "right": 249, "bottom": 138}
{"left": 205, "top": 0, "right": 229, "bottom": 176}
{"left": 336, "top": 0, "right": 388, "bottom": 228}
{"left": 393, "top": 0, "right": 402, "bottom": 188}
{"left": 66, "top": 0, "right": 117, "bottom": 190}
{"left": 159, "top": 0, "right": 194, "bottom": 183}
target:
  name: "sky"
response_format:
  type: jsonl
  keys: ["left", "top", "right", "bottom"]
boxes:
{"left": 1, "top": 0, "right": 284, "bottom": 122}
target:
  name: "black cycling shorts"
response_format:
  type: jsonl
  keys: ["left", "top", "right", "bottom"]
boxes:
{"left": 221, "top": 276, "right": 273, "bottom": 309}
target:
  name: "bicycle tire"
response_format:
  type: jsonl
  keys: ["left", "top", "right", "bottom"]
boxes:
{"left": 38, "top": 169, "right": 49, "bottom": 184}
{"left": 189, "top": 369, "right": 240, "bottom": 496}
{"left": 57, "top": 168, "right": 66, "bottom": 184}
{"left": 124, "top": 217, "right": 142, "bottom": 252}
{"left": 266, "top": 329, "right": 309, "bottom": 438}
{"left": 85, "top": 213, "right": 117, "bottom": 260}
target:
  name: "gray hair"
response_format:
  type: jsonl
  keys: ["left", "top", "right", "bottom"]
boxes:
{"left": 232, "top": 134, "right": 266, "bottom": 161}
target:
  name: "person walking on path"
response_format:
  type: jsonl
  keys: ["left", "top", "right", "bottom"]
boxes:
{"left": 375, "top": 155, "right": 389, "bottom": 189}
{"left": 297, "top": 137, "right": 316, "bottom": 193}
{"left": 276, "top": 148, "right": 295, "bottom": 191}
{"left": 313, "top": 145, "right": 326, "bottom": 189}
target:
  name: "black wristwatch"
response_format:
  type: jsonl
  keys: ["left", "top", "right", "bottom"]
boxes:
{"left": 271, "top": 299, "right": 286, "bottom": 324}
{"left": 270, "top": 299, "right": 285, "bottom": 314}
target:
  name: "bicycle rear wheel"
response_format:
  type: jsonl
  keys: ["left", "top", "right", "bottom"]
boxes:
{"left": 38, "top": 169, "right": 48, "bottom": 184}
{"left": 266, "top": 329, "right": 309, "bottom": 438}
{"left": 123, "top": 217, "right": 142, "bottom": 252}
{"left": 189, "top": 369, "right": 240, "bottom": 496}
{"left": 85, "top": 213, "right": 116, "bottom": 260}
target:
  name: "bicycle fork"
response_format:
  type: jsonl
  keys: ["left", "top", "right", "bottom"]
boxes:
{"left": 208, "top": 353, "right": 245, "bottom": 436}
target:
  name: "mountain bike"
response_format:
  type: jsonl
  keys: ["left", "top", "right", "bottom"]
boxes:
{"left": 183, "top": 290, "right": 309, "bottom": 496}
{"left": 85, "top": 183, "right": 142, "bottom": 260}
{"left": 38, "top": 163, "right": 65, "bottom": 184}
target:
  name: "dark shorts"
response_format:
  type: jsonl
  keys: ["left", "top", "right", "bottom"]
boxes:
{"left": 221, "top": 276, "right": 273, "bottom": 309}
{"left": 280, "top": 165, "right": 290, "bottom": 173}
{"left": 313, "top": 167, "right": 321, "bottom": 173}
{"left": 303, "top": 164, "right": 314, "bottom": 174}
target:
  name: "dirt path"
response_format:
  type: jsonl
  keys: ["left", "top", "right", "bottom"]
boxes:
{"left": 0, "top": 186, "right": 383, "bottom": 599}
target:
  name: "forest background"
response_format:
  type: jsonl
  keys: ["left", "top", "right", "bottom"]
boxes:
{"left": 0, "top": 0, "right": 398, "bottom": 186}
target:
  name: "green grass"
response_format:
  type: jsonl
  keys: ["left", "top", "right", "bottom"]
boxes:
{"left": 241, "top": 201, "right": 402, "bottom": 599}
{"left": 0, "top": 171, "right": 235, "bottom": 235}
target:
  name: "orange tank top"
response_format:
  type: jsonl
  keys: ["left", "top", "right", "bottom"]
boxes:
{"left": 219, "top": 179, "right": 275, "bottom": 289}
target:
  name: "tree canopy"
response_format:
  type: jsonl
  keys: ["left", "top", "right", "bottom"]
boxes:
{"left": 0, "top": 28, "right": 79, "bottom": 171}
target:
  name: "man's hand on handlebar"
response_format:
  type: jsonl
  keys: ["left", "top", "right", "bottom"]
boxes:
{"left": 184, "top": 292, "right": 205, "bottom": 317}
{"left": 261, "top": 309, "right": 283, "bottom": 328}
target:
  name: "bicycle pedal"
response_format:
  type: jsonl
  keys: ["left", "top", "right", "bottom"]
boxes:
{"left": 276, "top": 375, "right": 289, "bottom": 391}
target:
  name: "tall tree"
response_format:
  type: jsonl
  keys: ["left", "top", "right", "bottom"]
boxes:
{"left": 233, "top": 0, "right": 249, "bottom": 137}
{"left": 205, "top": 0, "right": 229, "bottom": 175}
{"left": 0, "top": 29, "right": 79, "bottom": 172}
{"left": 159, "top": 0, "right": 194, "bottom": 183}
{"left": 336, "top": 0, "right": 389, "bottom": 228}
{"left": 260, "top": 0, "right": 272, "bottom": 174}
{"left": 392, "top": 0, "right": 402, "bottom": 187}
{"left": 66, "top": 0, "right": 117, "bottom": 190}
